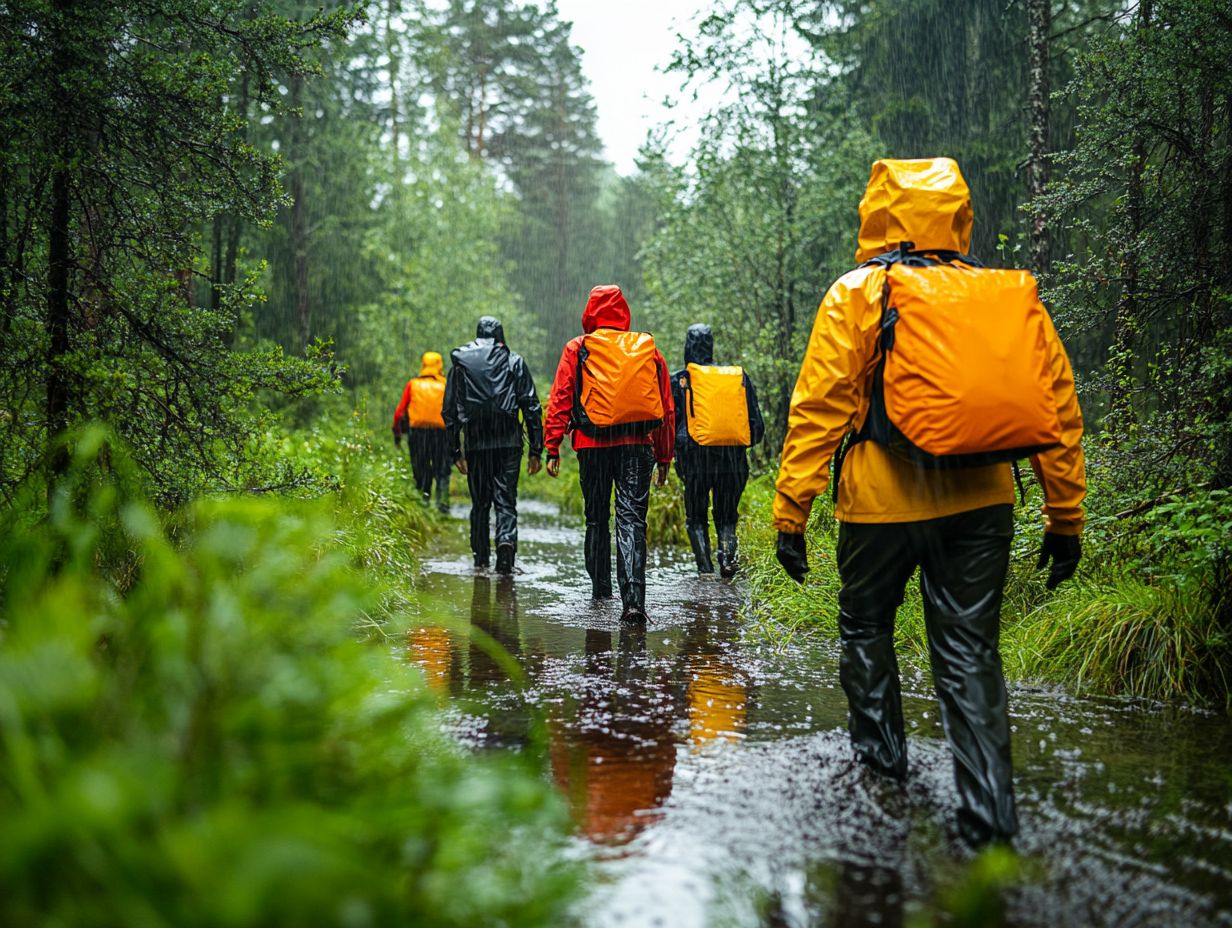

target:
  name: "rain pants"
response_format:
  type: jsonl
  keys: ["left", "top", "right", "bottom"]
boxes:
{"left": 393, "top": 352, "right": 451, "bottom": 508}
{"left": 670, "top": 324, "right": 764, "bottom": 574}
{"left": 544, "top": 286, "right": 675, "bottom": 608}
{"left": 774, "top": 157, "right": 1087, "bottom": 845}
{"left": 443, "top": 317, "right": 544, "bottom": 563}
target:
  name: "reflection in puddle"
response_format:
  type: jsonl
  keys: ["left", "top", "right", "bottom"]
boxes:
{"left": 409, "top": 501, "right": 1232, "bottom": 928}
{"left": 551, "top": 627, "right": 677, "bottom": 845}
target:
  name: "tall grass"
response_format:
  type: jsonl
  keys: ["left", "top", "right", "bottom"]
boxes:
{"left": 0, "top": 428, "right": 581, "bottom": 927}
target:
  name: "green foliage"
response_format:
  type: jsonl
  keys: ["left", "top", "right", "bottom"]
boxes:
{"left": 344, "top": 119, "right": 538, "bottom": 389}
{"left": 644, "top": 2, "right": 880, "bottom": 455}
{"left": 0, "top": 0, "right": 359, "bottom": 504}
{"left": 649, "top": 475, "right": 687, "bottom": 547}
{"left": 1040, "top": 0, "right": 1232, "bottom": 490}
{"left": 908, "top": 846, "right": 1023, "bottom": 928}
{"left": 0, "top": 429, "right": 581, "bottom": 927}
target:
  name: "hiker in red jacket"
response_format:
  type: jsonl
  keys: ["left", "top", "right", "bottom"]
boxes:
{"left": 543, "top": 285, "right": 675, "bottom": 623}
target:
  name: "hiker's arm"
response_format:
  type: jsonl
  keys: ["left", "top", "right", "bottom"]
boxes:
{"left": 773, "top": 270, "right": 879, "bottom": 534}
{"left": 745, "top": 374, "right": 765, "bottom": 447}
{"left": 1030, "top": 308, "right": 1086, "bottom": 536}
{"left": 650, "top": 351, "right": 675, "bottom": 465}
{"left": 442, "top": 367, "right": 463, "bottom": 461}
{"left": 515, "top": 358, "right": 544, "bottom": 458}
{"left": 543, "top": 340, "right": 577, "bottom": 460}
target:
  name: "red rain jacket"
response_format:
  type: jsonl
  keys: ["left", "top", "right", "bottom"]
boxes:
{"left": 543, "top": 285, "right": 675, "bottom": 463}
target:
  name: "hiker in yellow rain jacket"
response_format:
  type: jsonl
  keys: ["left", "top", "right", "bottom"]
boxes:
{"left": 393, "top": 351, "right": 450, "bottom": 513}
{"left": 773, "top": 158, "right": 1086, "bottom": 846}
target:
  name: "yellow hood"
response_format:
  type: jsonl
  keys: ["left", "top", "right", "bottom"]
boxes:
{"left": 418, "top": 351, "right": 445, "bottom": 383}
{"left": 855, "top": 158, "right": 974, "bottom": 264}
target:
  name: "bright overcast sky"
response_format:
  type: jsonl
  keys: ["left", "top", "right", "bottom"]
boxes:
{"left": 554, "top": 0, "right": 715, "bottom": 174}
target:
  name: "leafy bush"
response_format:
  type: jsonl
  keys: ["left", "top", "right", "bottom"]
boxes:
{"left": 0, "top": 429, "right": 580, "bottom": 927}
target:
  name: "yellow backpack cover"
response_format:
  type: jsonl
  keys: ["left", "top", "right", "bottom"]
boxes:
{"left": 407, "top": 377, "right": 446, "bottom": 428}
{"left": 686, "top": 364, "right": 750, "bottom": 446}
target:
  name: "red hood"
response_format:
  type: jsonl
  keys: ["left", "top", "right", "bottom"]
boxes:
{"left": 582, "top": 285, "right": 631, "bottom": 333}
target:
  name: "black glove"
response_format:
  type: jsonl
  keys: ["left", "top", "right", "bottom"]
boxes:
{"left": 393, "top": 432, "right": 402, "bottom": 448}
{"left": 776, "top": 531, "right": 808, "bottom": 584}
{"left": 1037, "top": 532, "right": 1081, "bottom": 590}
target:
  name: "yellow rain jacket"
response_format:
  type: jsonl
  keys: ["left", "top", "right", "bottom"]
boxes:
{"left": 419, "top": 351, "right": 446, "bottom": 383}
{"left": 773, "top": 158, "right": 1086, "bottom": 535}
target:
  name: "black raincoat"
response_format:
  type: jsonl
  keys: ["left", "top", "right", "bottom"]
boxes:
{"left": 443, "top": 317, "right": 543, "bottom": 565}
{"left": 443, "top": 316, "right": 544, "bottom": 459}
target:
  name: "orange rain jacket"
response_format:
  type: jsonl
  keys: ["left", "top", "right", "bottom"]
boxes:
{"left": 392, "top": 351, "right": 447, "bottom": 435}
{"left": 773, "top": 158, "right": 1086, "bottom": 535}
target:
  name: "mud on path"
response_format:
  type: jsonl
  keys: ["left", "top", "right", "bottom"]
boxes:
{"left": 407, "top": 499, "right": 1232, "bottom": 927}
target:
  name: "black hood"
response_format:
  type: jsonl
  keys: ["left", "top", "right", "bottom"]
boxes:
{"left": 683, "top": 323, "right": 714, "bottom": 366}
{"left": 476, "top": 315, "right": 505, "bottom": 343}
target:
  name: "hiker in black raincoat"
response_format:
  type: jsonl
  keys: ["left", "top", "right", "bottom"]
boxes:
{"left": 443, "top": 316, "right": 543, "bottom": 574}
{"left": 671, "top": 324, "right": 765, "bottom": 577}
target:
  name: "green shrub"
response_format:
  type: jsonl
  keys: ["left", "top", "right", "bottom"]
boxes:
{"left": 0, "top": 429, "right": 580, "bottom": 927}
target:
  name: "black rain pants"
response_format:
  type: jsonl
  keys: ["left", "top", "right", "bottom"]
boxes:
{"left": 578, "top": 445, "right": 654, "bottom": 609}
{"left": 836, "top": 504, "right": 1018, "bottom": 845}
{"left": 466, "top": 446, "right": 522, "bottom": 563}
{"left": 682, "top": 468, "right": 746, "bottom": 534}
{"left": 408, "top": 427, "right": 450, "bottom": 502}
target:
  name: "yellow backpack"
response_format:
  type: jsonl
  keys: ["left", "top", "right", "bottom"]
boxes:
{"left": 575, "top": 329, "right": 664, "bottom": 437}
{"left": 685, "top": 364, "right": 750, "bottom": 446}
{"left": 407, "top": 378, "right": 446, "bottom": 429}
{"left": 855, "top": 247, "right": 1062, "bottom": 466}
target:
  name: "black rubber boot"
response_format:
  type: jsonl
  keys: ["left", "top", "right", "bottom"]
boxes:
{"left": 434, "top": 476, "right": 450, "bottom": 514}
{"left": 495, "top": 543, "right": 515, "bottom": 575}
{"left": 717, "top": 524, "right": 739, "bottom": 578}
{"left": 687, "top": 524, "right": 714, "bottom": 575}
{"left": 621, "top": 604, "right": 647, "bottom": 625}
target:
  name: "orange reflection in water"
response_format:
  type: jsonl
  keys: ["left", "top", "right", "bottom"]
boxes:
{"left": 407, "top": 625, "right": 452, "bottom": 694}
{"left": 550, "top": 627, "right": 677, "bottom": 847}
{"left": 687, "top": 658, "right": 747, "bottom": 748}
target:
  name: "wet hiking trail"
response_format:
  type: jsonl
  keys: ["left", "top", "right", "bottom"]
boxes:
{"left": 407, "top": 498, "right": 1232, "bottom": 927}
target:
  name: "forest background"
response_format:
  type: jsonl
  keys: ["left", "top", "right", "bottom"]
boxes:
{"left": 4, "top": 0, "right": 1227, "bottom": 680}
{"left": 1, "top": 0, "right": 1231, "bottom": 922}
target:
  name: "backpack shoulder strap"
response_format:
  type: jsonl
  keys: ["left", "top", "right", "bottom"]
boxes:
{"left": 858, "top": 241, "right": 984, "bottom": 270}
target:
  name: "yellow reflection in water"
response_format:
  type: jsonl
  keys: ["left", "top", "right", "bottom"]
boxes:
{"left": 407, "top": 626, "right": 452, "bottom": 694}
{"left": 687, "top": 659, "right": 747, "bottom": 748}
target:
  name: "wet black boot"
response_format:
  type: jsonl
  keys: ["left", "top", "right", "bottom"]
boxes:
{"left": 495, "top": 543, "right": 515, "bottom": 575}
{"left": 687, "top": 524, "right": 714, "bottom": 575}
{"left": 434, "top": 477, "right": 450, "bottom": 514}
{"left": 716, "top": 524, "right": 739, "bottom": 578}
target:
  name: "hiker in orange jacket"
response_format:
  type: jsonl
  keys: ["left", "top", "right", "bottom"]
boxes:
{"left": 774, "top": 158, "right": 1086, "bottom": 846}
{"left": 393, "top": 351, "right": 450, "bottom": 512}
{"left": 543, "top": 285, "right": 675, "bottom": 623}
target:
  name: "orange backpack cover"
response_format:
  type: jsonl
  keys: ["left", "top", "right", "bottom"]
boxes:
{"left": 685, "top": 364, "right": 750, "bottom": 446}
{"left": 873, "top": 263, "right": 1060, "bottom": 463}
{"left": 407, "top": 378, "right": 446, "bottom": 429}
{"left": 576, "top": 329, "right": 663, "bottom": 436}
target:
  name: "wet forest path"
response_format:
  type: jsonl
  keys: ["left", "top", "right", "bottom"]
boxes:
{"left": 407, "top": 498, "right": 1232, "bottom": 927}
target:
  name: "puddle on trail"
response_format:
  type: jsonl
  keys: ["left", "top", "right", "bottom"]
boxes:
{"left": 406, "top": 499, "right": 1232, "bottom": 927}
